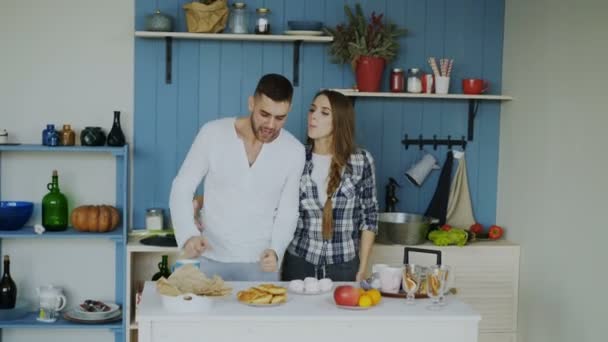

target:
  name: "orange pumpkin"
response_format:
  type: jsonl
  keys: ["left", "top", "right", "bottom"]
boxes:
{"left": 71, "top": 205, "right": 120, "bottom": 232}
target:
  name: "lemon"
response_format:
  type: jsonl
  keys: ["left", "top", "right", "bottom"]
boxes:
{"left": 358, "top": 294, "right": 373, "bottom": 307}
{"left": 366, "top": 289, "right": 382, "bottom": 305}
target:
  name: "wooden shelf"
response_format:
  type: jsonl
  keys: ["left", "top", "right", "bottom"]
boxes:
{"left": 135, "top": 31, "right": 333, "bottom": 86}
{"left": 330, "top": 89, "right": 512, "bottom": 101}
{"left": 135, "top": 31, "right": 333, "bottom": 42}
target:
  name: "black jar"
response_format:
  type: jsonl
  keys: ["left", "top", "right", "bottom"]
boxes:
{"left": 80, "top": 127, "right": 106, "bottom": 146}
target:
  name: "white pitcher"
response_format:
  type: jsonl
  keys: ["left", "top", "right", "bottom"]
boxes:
{"left": 36, "top": 284, "right": 67, "bottom": 323}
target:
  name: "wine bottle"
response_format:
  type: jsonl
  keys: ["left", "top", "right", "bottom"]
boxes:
{"left": 42, "top": 170, "right": 68, "bottom": 231}
{"left": 107, "top": 111, "right": 126, "bottom": 146}
{"left": 0, "top": 255, "right": 17, "bottom": 309}
{"left": 151, "top": 255, "right": 171, "bottom": 281}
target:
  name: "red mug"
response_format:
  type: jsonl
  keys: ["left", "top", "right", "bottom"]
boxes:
{"left": 462, "top": 78, "right": 488, "bottom": 94}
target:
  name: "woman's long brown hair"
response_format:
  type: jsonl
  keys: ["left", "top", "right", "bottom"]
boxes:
{"left": 308, "top": 90, "right": 356, "bottom": 240}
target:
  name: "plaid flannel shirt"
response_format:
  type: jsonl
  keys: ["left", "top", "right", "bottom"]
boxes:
{"left": 287, "top": 146, "right": 379, "bottom": 266}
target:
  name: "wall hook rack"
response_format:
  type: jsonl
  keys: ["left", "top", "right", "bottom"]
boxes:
{"left": 402, "top": 134, "right": 467, "bottom": 150}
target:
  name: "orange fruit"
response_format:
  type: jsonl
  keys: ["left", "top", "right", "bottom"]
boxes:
{"left": 358, "top": 288, "right": 366, "bottom": 295}
{"left": 366, "top": 289, "right": 382, "bottom": 305}
{"left": 358, "top": 294, "right": 373, "bottom": 307}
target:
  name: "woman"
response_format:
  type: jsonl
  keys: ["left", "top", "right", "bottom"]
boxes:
{"left": 282, "top": 90, "right": 378, "bottom": 282}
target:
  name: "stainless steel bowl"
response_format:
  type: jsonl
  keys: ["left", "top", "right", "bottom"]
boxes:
{"left": 377, "top": 212, "right": 438, "bottom": 245}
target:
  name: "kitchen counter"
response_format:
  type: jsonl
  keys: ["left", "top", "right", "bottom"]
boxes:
{"left": 137, "top": 281, "right": 481, "bottom": 342}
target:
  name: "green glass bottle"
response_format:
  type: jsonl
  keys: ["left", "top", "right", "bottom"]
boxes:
{"left": 42, "top": 170, "right": 68, "bottom": 231}
{"left": 151, "top": 255, "right": 171, "bottom": 281}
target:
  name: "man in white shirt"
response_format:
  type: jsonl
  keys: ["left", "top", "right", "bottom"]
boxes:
{"left": 169, "top": 74, "right": 305, "bottom": 281}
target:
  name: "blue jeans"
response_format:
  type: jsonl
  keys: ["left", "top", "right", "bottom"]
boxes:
{"left": 198, "top": 256, "right": 279, "bottom": 281}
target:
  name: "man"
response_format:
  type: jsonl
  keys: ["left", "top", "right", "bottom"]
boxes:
{"left": 169, "top": 74, "right": 305, "bottom": 281}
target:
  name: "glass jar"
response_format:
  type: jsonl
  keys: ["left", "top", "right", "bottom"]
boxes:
{"left": 406, "top": 68, "right": 423, "bottom": 93}
{"left": 60, "top": 124, "right": 75, "bottom": 146}
{"left": 229, "top": 2, "right": 248, "bottom": 34}
{"left": 390, "top": 68, "right": 405, "bottom": 92}
{"left": 254, "top": 8, "right": 271, "bottom": 34}
{"left": 146, "top": 208, "right": 164, "bottom": 230}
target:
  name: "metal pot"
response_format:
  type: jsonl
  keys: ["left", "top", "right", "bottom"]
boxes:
{"left": 377, "top": 212, "right": 438, "bottom": 245}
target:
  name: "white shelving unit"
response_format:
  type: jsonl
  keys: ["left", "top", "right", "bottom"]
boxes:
{"left": 135, "top": 31, "right": 333, "bottom": 86}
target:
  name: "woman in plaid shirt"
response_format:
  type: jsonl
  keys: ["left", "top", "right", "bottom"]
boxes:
{"left": 282, "top": 90, "right": 379, "bottom": 282}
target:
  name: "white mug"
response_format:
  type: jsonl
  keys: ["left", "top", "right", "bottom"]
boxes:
{"left": 406, "top": 153, "right": 441, "bottom": 187}
{"left": 378, "top": 266, "right": 403, "bottom": 293}
{"left": 435, "top": 76, "right": 450, "bottom": 94}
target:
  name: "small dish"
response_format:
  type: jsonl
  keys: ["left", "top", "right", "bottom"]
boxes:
{"left": 287, "top": 20, "right": 323, "bottom": 31}
{"left": 284, "top": 30, "right": 324, "bottom": 36}
{"left": 74, "top": 302, "right": 120, "bottom": 320}
{"left": 63, "top": 309, "right": 122, "bottom": 324}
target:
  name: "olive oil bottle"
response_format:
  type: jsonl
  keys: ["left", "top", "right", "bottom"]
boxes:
{"left": 42, "top": 170, "right": 68, "bottom": 231}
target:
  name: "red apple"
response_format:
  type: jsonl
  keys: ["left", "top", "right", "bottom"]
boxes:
{"left": 469, "top": 223, "right": 484, "bottom": 234}
{"left": 440, "top": 224, "right": 452, "bottom": 231}
{"left": 488, "top": 225, "right": 504, "bottom": 240}
{"left": 333, "top": 285, "right": 360, "bottom": 306}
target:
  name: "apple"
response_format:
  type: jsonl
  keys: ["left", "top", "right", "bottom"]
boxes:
{"left": 488, "top": 225, "right": 504, "bottom": 240}
{"left": 333, "top": 285, "right": 360, "bottom": 306}
{"left": 469, "top": 223, "right": 484, "bottom": 234}
{"left": 440, "top": 224, "right": 452, "bottom": 231}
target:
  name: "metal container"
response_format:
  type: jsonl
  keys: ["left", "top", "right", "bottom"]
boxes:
{"left": 378, "top": 212, "right": 438, "bottom": 245}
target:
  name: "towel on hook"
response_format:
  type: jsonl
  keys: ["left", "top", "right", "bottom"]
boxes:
{"left": 424, "top": 151, "right": 454, "bottom": 225}
{"left": 446, "top": 151, "right": 476, "bottom": 228}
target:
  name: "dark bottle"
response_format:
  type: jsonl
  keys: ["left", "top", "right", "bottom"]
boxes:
{"left": 385, "top": 177, "right": 400, "bottom": 212}
{"left": 107, "top": 111, "right": 126, "bottom": 146}
{"left": 151, "top": 255, "right": 171, "bottom": 281}
{"left": 42, "top": 170, "right": 68, "bottom": 231}
{"left": 0, "top": 255, "right": 17, "bottom": 309}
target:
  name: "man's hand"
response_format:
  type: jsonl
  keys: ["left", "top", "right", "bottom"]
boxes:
{"left": 192, "top": 195, "right": 204, "bottom": 231}
{"left": 259, "top": 249, "right": 278, "bottom": 272}
{"left": 183, "top": 236, "right": 209, "bottom": 258}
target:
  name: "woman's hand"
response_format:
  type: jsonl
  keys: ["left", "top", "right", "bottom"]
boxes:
{"left": 355, "top": 268, "right": 366, "bottom": 282}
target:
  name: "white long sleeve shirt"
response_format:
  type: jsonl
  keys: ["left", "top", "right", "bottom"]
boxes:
{"left": 169, "top": 118, "right": 305, "bottom": 263}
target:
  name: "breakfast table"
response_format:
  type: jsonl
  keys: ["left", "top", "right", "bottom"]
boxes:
{"left": 136, "top": 281, "right": 481, "bottom": 342}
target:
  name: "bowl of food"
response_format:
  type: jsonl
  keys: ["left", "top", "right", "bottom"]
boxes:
{"left": 74, "top": 300, "right": 120, "bottom": 320}
{"left": 0, "top": 201, "right": 33, "bottom": 230}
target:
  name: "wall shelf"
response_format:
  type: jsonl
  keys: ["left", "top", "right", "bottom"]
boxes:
{"left": 135, "top": 31, "right": 333, "bottom": 86}
{"left": 0, "top": 312, "right": 122, "bottom": 330}
{"left": 331, "top": 88, "right": 512, "bottom": 144}
{"left": 0, "top": 227, "right": 123, "bottom": 240}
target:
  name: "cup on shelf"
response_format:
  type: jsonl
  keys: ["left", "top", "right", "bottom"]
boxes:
{"left": 435, "top": 76, "right": 450, "bottom": 95}
{"left": 462, "top": 78, "right": 488, "bottom": 94}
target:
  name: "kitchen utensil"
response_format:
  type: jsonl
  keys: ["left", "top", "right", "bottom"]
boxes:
{"left": 0, "top": 201, "right": 33, "bottom": 231}
{"left": 462, "top": 78, "right": 489, "bottom": 94}
{"left": 378, "top": 265, "right": 402, "bottom": 293}
{"left": 406, "top": 152, "right": 441, "bottom": 187}
{"left": 378, "top": 212, "right": 438, "bottom": 245}
{"left": 63, "top": 309, "right": 122, "bottom": 324}
{"left": 435, "top": 76, "right": 450, "bottom": 94}
{"left": 228, "top": 2, "right": 248, "bottom": 34}
{"left": 287, "top": 20, "right": 322, "bottom": 31}
{"left": 402, "top": 264, "right": 423, "bottom": 305}
{"left": 426, "top": 265, "right": 450, "bottom": 310}
{"left": 36, "top": 285, "right": 67, "bottom": 323}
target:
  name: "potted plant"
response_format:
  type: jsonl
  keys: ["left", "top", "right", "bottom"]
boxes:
{"left": 325, "top": 4, "right": 406, "bottom": 92}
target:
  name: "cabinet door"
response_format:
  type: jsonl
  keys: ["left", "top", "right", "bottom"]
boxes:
{"left": 370, "top": 242, "right": 519, "bottom": 334}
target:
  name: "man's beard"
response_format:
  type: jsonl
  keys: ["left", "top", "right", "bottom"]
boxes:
{"left": 250, "top": 116, "right": 279, "bottom": 143}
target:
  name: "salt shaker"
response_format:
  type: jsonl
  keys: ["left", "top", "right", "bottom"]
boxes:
{"left": 406, "top": 68, "right": 423, "bottom": 93}
{"left": 254, "top": 8, "right": 271, "bottom": 34}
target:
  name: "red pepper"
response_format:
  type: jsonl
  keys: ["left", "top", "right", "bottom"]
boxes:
{"left": 488, "top": 225, "right": 504, "bottom": 240}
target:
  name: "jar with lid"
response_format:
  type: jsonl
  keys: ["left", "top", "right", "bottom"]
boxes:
{"left": 390, "top": 68, "right": 405, "bottom": 92}
{"left": 406, "top": 68, "right": 423, "bottom": 93}
{"left": 229, "top": 2, "right": 248, "bottom": 34}
{"left": 60, "top": 124, "right": 75, "bottom": 146}
{"left": 254, "top": 8, "right": 271, "bottom": 34}
{"left": 146, "top": 208, "right": 164, "bottom": 230}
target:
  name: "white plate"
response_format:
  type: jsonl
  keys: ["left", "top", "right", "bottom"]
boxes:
{"left": 284, "top": 30, "right": 324, "bottom": 36}
{"left": 68, "top": 308, "right": 122, "bottom": 321}
{"left": 243, "top": 300, "right": 288, "bottom": 307}
{"left": 74, "top": 302, "right": 120, "bottom": 320}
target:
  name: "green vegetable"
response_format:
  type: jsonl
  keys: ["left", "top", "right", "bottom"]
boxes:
{"left": 428, "top": 228, "right": 468, "bottom": 246}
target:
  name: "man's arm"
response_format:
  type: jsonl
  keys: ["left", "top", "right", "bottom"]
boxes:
{"left": 169, "top": 125, "right": 212, "bottom": 250}
{"left": 267, "top": 147, "right": 306, "bottom": 266}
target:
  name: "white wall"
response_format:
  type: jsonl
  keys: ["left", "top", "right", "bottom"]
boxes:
{"left": 0, "top": 1, "right": 133, "bottom": 341}
{"left": 500, "top": 0, "right": 607, "bottom": 341}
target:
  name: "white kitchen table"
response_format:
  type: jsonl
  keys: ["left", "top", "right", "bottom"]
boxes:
{"left": 137, "top": 281, "right": 481, "bottom": 342}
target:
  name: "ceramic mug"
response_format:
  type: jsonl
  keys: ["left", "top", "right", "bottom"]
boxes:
{"left": 462, "top": 78, "right": 489, "bottom": 94}
{"left": 378, "top": 266, "right": 403, "bottom": 293}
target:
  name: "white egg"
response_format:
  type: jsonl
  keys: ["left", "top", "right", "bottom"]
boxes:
{"left": 319, "top": 278, "right": 333, "bottom": 292}
{"left": 304, "top": 281, "right": 320, "bottom": 293}
{"left": 288, "top": 280, "right": 305, "bottom": 293}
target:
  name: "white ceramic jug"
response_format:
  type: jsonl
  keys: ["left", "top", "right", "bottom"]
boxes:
{"left": 36, "top": 284, "right": 67, "bottom": 322}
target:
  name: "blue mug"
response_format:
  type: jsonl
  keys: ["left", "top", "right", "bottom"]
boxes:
{"left": 171, "top": 259, "right": 201, "bottom": 272}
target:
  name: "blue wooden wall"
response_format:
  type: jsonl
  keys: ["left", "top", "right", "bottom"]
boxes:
{"left": 134, "top": 0, "right": 505, "bottom": 229}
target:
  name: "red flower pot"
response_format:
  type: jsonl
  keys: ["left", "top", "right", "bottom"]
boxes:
{"left": 355, "top": 56, "right": 386, "bottom": 92}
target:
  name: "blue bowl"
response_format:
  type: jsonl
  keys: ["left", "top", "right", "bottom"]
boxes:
{"left": 287, "top": 20, "right": 323, "bottom": 31}
{"left": 0, "top": 201, "right": 34, "bottom": 230}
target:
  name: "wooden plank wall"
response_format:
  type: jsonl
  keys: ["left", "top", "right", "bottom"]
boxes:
{"left": 133, "top": 0, "right": 505, "bottom": 229}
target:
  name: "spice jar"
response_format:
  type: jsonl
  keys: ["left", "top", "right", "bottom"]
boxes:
{"left": 390, "top": 68, "right": 405, "bottom": 92}
{"left": 146, "top": 208, "right": 164, "bottom": 230}
{"left": 60, "top": 124, "right": 75, "bottom": 146}
{"left": 407, "top": 68, "right": 423, "bottom": 93}
{"left": 254, "top": 8, "right": 271, "bottom": 34}
{"left": 229, "top": 2, "right": 248, "bottom": 34}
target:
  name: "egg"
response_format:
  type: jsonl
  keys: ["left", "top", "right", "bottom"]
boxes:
{"left": 319, "top": 278, "right": 333, "bottom": 292}
{"left": 303, "top": 277, "right": 320, "bottom": 293}
{"left": 288, "top": 280, "right": 304, "bottom": 293}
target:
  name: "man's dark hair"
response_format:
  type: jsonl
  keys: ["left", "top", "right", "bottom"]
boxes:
{"left": 254, "top": 74, "right": 293, "bottom": 103}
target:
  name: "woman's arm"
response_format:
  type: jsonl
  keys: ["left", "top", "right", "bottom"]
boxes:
{"left": 357, "top": 230, "right": 376, "bottom": 281}
{"left": 356, "top": 150, "right": 379, "bottom": 281}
